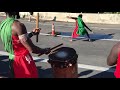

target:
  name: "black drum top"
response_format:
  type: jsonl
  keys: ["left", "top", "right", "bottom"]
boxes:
{"left": 48, "top": 47, "right": 77, "bottom": 62}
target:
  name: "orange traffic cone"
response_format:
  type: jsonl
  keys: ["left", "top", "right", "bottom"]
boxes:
{"left": 52, "top": 23, "right": 55, "bottom": 36}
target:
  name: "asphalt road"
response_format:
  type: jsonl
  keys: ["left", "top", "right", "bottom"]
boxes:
{"left": 0, "top": 16, "right": 120, "bottom": 78}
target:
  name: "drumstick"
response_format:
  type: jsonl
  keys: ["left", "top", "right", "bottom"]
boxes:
{"left": 38, "top": 43, "right": 63, "bottom": 56}
{"left": 36, "top": 13, "right": 39, "bottom": 42}
{"left": 50, "top": 43, "right": 63, "bottom": 50}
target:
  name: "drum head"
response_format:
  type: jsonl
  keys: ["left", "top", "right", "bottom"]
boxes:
{"left": 48, "top": 47, "right": 77, "bottom": 62}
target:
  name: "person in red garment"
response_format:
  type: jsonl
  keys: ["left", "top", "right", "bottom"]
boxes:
{"left": 0, "top": 12, "right": 51, "bottom": 78}
{"left": 67, "top": 16, "right": 79, "bottom": 41}
{"left": 67, "top": 14, "right": 93, "bottom": 42}
{"left": 107, "top": 42, "right": 120, "bottom": 78}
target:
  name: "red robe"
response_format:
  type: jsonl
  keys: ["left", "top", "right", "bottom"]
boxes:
{"left": 71, "top": 20, "right": 79, "bottom": 38}
{"left": 114, "top": 52, "right": 120, "bottom": 78}
{"left": 12, "top": 35, "right": 38, "bottom": 78}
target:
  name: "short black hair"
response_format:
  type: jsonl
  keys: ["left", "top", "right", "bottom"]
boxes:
{"left": 78, "top": 14, "right": 82, "bottom": 18}
{"left": 29, "top": 12, "right": 33, "bottom": 15}
{"left": 5, "top": 12, "right": 20, "bottom": 19}
{"left": 5, "top": 12, "right": 17, "bottom": 16}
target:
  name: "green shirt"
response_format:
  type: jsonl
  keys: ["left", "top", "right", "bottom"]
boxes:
{"left": 77, "top": 16, "right": 87, "bottom": 35}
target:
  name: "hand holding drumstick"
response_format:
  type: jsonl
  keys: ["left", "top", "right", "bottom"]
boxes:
{"left": 38, "top": 43, "right": 63, "bottom": 56}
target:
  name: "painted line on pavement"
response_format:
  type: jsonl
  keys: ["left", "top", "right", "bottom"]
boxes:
{"left": 38, "top": 32, "right": 120, "bottom": 42}
{"left": 0, "top": 51, "right": 115, "bottom": 73}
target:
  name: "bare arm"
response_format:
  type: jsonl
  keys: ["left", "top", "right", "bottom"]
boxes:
{"left": 67, "top": 16, "right": 77, "bottom": 20}
{"left": 83, "top": 21, "right": 92, "bottom": 32}
{"left": 12, "top": 20, "right": 47, "bottom": 54}
{"left": 107, "top": 43, "right": 120, "bottom": 66}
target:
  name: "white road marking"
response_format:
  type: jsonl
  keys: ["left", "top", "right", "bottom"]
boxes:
{"left": 0, "top": 51, "right": 115, "bottom": 73}
{"left": 77, "top": 64, "right": 115, "bottom": 73}
{"left": 100, "top": 39, "right": 120, "bottom": 41}
{"left": 35, "top": 32, "right": 120, "bottom": 42}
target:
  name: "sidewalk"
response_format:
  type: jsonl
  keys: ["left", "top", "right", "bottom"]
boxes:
{"left": 1, "top": 15, "right": 120, "bottom": 29}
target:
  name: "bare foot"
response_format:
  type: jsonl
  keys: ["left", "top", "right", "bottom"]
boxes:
{"left": 69, "top": 39, "right": 73, "bottom": 42}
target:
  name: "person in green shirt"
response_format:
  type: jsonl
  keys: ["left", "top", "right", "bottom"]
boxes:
{"left": 67, "top": 14, "right": 93, "bottom": 41}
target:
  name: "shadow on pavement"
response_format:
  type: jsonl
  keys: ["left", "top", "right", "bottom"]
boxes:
{"left": 60, "top": 32, "right": 114, "bottom": 42}
{"left": 37, "top": 66, "right": 53, "bottom": 78}
{"left": 78, "top": 70, "right": 93, "bottom": 77}
{"left": 0, "top": 55, "right": 9, "bottom": 60}
{"left": 88, "top": 66, "right": 116, "bottom": 78}
{"left": 0, "top": 55, "right": 10, "bottom": 78}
